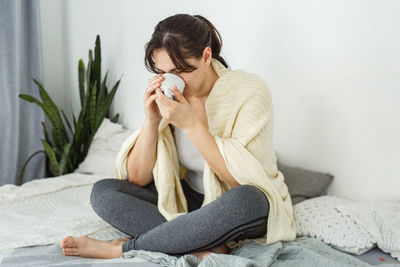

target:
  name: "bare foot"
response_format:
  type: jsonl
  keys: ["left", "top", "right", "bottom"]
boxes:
{"left": 191, "top": 250, "right": 212, "bottom": 260}
{"left": 60, "top": 235, "right": 132, "bottom": 259}
{"left": 191, "top": 243, "right": 230, "bottom": 260}
{"left": 210, "top": 243, "right": 230, "bottom": 254}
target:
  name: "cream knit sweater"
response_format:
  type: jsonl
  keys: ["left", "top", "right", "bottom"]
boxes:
{"left": 115, "top": 58, "right": 296, "bottom": 248}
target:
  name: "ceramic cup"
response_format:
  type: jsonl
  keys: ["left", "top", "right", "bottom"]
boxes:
{"left": 160, "top": 73, "right": 185, "bottom": 100}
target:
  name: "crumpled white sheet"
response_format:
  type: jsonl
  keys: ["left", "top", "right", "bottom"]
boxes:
{"left": 0, "top": 173, "right": 128, "bottom": 251}
{"left": 336, "top": 201, "right": 400, "bottom": 261}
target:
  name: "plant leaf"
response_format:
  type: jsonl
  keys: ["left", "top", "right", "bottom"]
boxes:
{"left": 95, "top": 78, "right": 121, "bottom": 128}
{"left": 71, "top": 149, "right": 79, "bottom": 169}
{"left": 82, "top": 133, "right": 95, "bottom": 160}
{"left": 52, "top": 127, "right": 65, "bottom": 154}
{"left": 17, "top": 150, "right": 45, "bottom": 185}
{"left": 18, "top": 94, "right": 43, "bottom": 107}
{"left": 111, "top": 113, "right": 119, "bottom": 123}
{"left": 73, "top": 114, "right": 77, "bottom": 128}
{"left": 59, "top": 143, "right": 72, "bottom": 175}
{"left": 72, "top": 83, "right": 90, "bottom": 146}
{"left": 69, "top": 102, "right": 77, "bottom": 130}
{"left": 41, "top": 121, "right": 53, "bottom": 147}
{"left": 89, "top": 80, "right": 97, "bottom": 132}
{"left": 33, "top": 79, "right": 69, "bottom": 147}
{"left": 60, "top": 108, "right": 73, "bottom": 138}
{"left": 86, "top": 50, "right": 93, "bottom": 95}
{"left": 33, "top": 78, "right": 63, "bottom": 129}
{"left": 94, "top": 35, "right": 101, "bottom": 99}
{"left": 78, "top": 59, "right": 85, "bottom": 108}
{"left": 96, "top": 71, "right": 108, "bottom": 112}
{"left": 41, "top": 139, "right": 60, "bottom": 176}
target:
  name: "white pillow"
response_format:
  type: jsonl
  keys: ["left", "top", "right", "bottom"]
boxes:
{"left": 74, "top": 118, "right": 133, "bottom": 177}
{"left": 294, "top": 195, "right": 376, "bottom": 255}
{"left": 336, "top": 201, "right": 400, "bottom": 261}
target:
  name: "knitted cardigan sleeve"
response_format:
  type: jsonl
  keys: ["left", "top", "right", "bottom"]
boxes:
{"left": 210, "top": 74, "right": 296, "bottom": 246}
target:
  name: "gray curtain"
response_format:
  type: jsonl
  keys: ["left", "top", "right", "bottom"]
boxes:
{"left": 0, "top": 0, "right": 46, "bottom": 185}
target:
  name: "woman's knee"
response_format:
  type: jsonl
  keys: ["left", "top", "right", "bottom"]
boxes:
{"left": 91, "top": 178, "right": 119, "bottom": 194}
{"left": 226, "top": 184, "right": 270, "bottom": 217}
{"left": 90, "top": 178, "right": 121, "bottom": 209}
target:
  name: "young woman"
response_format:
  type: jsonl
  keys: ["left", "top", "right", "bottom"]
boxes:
{"left": 60, "top": 13, "right": 296, "bottom": 261}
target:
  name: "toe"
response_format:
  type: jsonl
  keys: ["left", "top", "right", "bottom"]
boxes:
{"left": 63, "top": 247, "right": 79, "bottom": 256}
{"left": 60, "top": 236, "right": 69, "bottom": 248}
{"left": 61, "top": 236, "right": 76, "bottom": 248}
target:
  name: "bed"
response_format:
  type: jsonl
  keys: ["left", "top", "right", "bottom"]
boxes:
{"left": 1, "top": 118, "right": 399, "bottom": 267}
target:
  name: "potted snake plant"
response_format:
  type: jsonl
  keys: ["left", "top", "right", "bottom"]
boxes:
{"left": 17, "top": 35, "right": 122, "bottom": 185}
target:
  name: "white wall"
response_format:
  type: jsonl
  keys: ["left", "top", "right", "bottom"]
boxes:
{"left": 40, "top": 0, "right": 400, "bottom": 202}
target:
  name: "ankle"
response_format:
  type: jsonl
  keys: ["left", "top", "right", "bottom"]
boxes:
{"left": 112, "top": 242, "right": 124, "bottom": 258}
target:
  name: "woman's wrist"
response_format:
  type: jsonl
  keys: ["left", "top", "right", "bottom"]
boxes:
{"left": 143, "top": 118, "right": 160, "bottom": 130}
{"left": 183, "top": 118, "right": 202, "bottom": 137}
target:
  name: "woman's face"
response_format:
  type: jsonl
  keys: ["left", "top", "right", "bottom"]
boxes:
{"left": 152, "top": 48, "right": 210, "bottom": 97}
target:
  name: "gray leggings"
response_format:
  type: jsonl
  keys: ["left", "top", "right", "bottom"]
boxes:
{"left": 90, "top": 178, "right": 270, "bottom": 257}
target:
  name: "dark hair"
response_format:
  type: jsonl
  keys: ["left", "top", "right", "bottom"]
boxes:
{"left": 144, "top": 14, "right": 230, "bottom": 74}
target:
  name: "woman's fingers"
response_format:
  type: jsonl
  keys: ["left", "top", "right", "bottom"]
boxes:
{"left": 144, "top": 82, "right": 161, "bottom": 101}
{"left": 147, "top": 74, "right": 164, "bottom": 86}
{"left": 148, "top": 75, "right": 160, "bottom": 85}
{"left": 144, "top": 94, "right": 161, "bottom": 118}
{"left": 144, "top": 76, "right": 164, "bottom": 101}
{"left": 145, "top": 94, "right": 158, "bottom": 107}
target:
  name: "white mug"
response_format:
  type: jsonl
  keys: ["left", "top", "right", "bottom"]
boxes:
{"left": 160, "top": 73, "right": 185, "bottom": 100}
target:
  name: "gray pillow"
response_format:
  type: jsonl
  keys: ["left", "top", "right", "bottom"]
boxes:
{"left": 277, "top": 162, "right": 334, "bottom": 205}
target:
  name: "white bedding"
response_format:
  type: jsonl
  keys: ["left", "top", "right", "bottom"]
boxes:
{"left": 0, "top": 173, "right": 128, "bottom": 251}
{"left": 0, "top": 171, "right": 398, "bottom": 266}
{"left": 3, "top": 118, "right": 398, "bottom": 265}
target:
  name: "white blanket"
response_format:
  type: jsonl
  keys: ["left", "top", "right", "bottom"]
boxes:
{"left": 0, "top": 173, "right": 128, "bottom": 251}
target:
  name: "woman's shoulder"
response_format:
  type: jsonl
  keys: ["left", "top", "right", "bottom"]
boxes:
{"left": 220, "top": 68, "right": 271, "bottom": 99}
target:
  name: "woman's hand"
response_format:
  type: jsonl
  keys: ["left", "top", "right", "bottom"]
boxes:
{"left": 154, "top": 86, "right": 198, "bottom": 131}
{"left": 143, "top": 74, "right": 164, "bottom": 126}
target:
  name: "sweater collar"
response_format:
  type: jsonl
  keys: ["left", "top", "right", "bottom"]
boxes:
{"left": 202, "top": 58, "right": 229, "bottom": 109}
{"left": 211, "top": 57, "right": 229, "bottom": 77}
